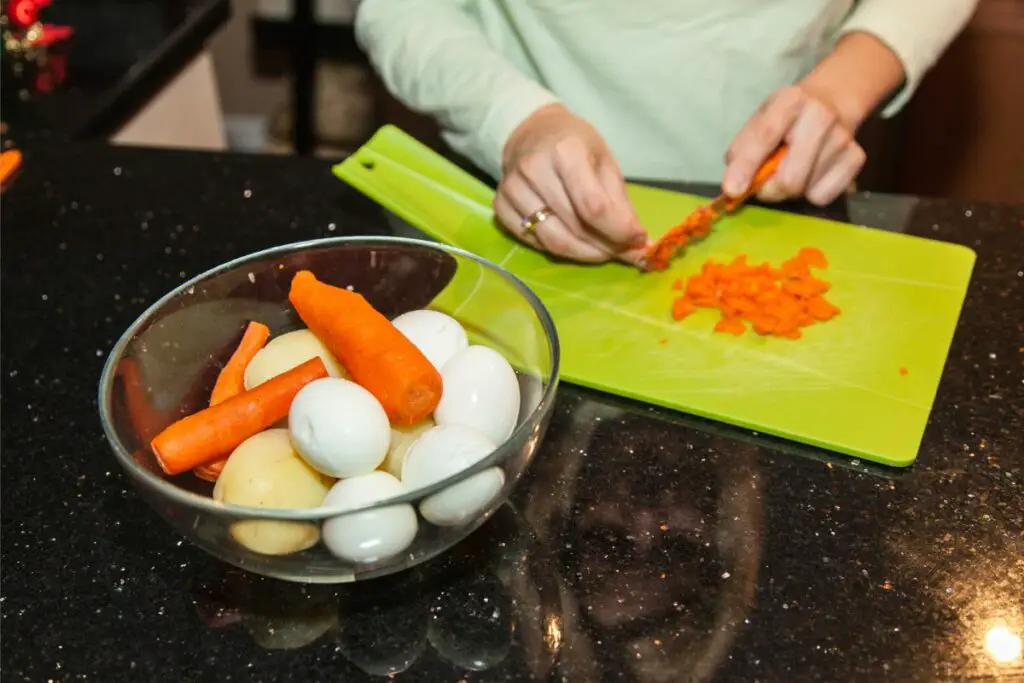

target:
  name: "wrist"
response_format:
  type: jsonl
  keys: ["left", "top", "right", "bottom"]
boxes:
{"left": 800, "top": 31, "right": 905, "bottom": 130}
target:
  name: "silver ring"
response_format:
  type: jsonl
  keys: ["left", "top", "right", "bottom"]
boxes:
{"left": 520, "top": 206, "right": 553, "bottom": 233}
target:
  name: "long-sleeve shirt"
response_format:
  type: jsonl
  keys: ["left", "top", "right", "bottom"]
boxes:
{"left": 355, "top": 0, "right": 976, "bottom": 182}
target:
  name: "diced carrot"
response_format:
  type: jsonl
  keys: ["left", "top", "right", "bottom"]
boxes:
{"left": 672, "top": 278, "right": 684, "bottom": 290}
{"left": 798, "top": 247, "right": 828, "bottom": 269}
{"left": 714, "top": 317, "right": 747, "bottom": 336}
{"left": 898, "top": 367, "right": 909, "bottom": 376}
{"left": 672, "top": 297, "right": 697, "bottom": 320}
{"left": 664, "top": 247, "right": 839, "bottom": 340}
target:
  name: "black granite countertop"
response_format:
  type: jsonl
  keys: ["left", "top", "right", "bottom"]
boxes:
{"left": 1, "top": 140, "right": 1022, "bottom": 682}
{"left": 1, "top": 0, "right": 230, "bottom": 141}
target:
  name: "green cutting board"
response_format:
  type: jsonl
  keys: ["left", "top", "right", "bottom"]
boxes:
{"left": 334, "top": 125, "right": 976, "bottom": 467}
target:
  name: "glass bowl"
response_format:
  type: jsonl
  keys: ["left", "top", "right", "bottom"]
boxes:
{"left": 98, "top": 237, "right": 560, "bottom": 583}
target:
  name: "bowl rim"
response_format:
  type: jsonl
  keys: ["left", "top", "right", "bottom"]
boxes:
{"left": 98, "top": 235, "right": 561, "bottom": 520}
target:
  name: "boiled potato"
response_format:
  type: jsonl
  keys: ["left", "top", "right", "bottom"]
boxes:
{"left": 213, "top": 429, "right": 333, "bottom": 555}
{"left": 379, "top": 418, "right": 433, "bottom": 478}
{"left": 243, "top": 329, "right": 346, "bottom": 390}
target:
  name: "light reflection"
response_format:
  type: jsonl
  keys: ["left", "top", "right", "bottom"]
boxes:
{"left": 984, "top": 624, "right": 1022, "bottom": 664}
{"left": 543, "top": 614, "right": 563, "bottom": 652}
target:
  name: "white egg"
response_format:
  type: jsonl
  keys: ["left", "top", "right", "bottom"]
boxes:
{"left": 289, "top": 378, "right": 391, "bottom": 478}
{"left": 434, "top": 345, "right": 520, "bottom": 445}
{"left": 402, "top": 424, "right": 506, "bottom": 527}
{"left": 380, "top": 418, "right": 434, "bottom": 478}
{"left": 244, "top": 329, "right": 346, "bottom": 390}
{"left": 392, "top": 309, "right": 468, "bottom": 372}
{"left": 321, "top": 471, "right": 418, "bottom": 563}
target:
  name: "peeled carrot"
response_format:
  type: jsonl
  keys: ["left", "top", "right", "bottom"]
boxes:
{"left": 150, "top": 357, "right": 328, "bottom": 475}
{"left": 195, "top": 322, "right": 272, "bottom": 482}
{"left": 208, "top": 322, "right": 271, "bottom": 406}
{"left": 668, "top": 247, "right": 840, "bottom": 339}
{"left": 289, "top": 271, "right": 442, "bottom": 425}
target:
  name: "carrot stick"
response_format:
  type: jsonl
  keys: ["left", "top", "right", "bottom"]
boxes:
{"left": 288, "top": 270, "right": 442, "bottom": 425}
{"left": 151, "top": 357, "right": 328, "bottom": 475}
{"left": 195, "top": 322, "right": 271, "bottom": 482}
{"left": 209, "top": 322, "right": 271, "bottom": 406}
{"left": 118, "top": 357, "right": 165, "bottom": 443}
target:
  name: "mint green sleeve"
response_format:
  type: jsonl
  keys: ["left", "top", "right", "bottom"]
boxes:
{"left": 838, "top": 0, "right": 978, "bottom": 116}
{"left": 354, "top": 0, "right": 559, "bottom": 179}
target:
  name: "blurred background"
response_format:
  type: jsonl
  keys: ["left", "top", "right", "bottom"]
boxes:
{"left": 2, "top": 0, "right": 1021, "bottom": 202}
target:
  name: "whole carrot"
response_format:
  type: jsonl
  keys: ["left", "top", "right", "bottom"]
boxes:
{"left": 208, "top": 321, "right": 271, "bottom": 406}
{"left": 288, "top": 270, "right": 442, "bottom": 425}
{"left": 151, "top": 357, "right": 328, "bottom": 476}
{"left": 196, "top": 321, "right": 272, "bottom": 482}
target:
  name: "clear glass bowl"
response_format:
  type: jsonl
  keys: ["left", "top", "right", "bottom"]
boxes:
{"left": 98, "top": 237, "right": 560, "bottom": 583}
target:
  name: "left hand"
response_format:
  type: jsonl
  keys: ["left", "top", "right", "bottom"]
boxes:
{"left": 723, "top": 83, "right": 865, "bottom": 207}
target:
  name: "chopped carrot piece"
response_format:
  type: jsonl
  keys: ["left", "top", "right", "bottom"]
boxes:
{"left": 798, "top": 247, "right": 828, "bottom": 269}
{"left": 898, "top": 367, "right": 909, "bottom": 376}
{"left": 714, "top": 317, "right": 747, "bottom": 336}
{"left": 665, "top": 246, "right": 839, "bottom": 340}
{"left": 671, "top": 297, "right": 697, "bottom": 320}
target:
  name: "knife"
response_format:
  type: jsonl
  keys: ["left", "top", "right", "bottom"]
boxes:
{"left": 644, "top": 144, "right": 788, "bottom": 271}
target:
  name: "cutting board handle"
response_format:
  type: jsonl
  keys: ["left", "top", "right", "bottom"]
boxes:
{"left": 334, "top": 126, "right": 525, "bottom": 261}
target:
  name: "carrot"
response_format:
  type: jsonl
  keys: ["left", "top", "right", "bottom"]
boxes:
{"left": 288, "top": 271, "right": 442, "bottom": 425}
{"left": 195, "top": 322, "right": 272, "bottom": 482}
{"left": 208, "top": 322, "right": 271, "bottom": 406}
{"left": 667, "top": 248, "right": 840, "bottom": 339}
{"left": 898, "top": 367, "right": 909, "bottom": 376}
{"left": 118, "top": 357, "right": 166, "bottom": 443}
{"left": 150, "top": 357, "right": 328, "bottom": 475}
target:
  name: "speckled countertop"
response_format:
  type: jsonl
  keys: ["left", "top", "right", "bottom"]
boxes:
{"left": 2, "top": 139, "right": 1022, "bottom": 682}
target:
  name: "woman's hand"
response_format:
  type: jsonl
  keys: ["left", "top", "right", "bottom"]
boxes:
{"left": 723, "top": 32, "right": 905, "bottom": 207}
{"left": 495, "top": 103, "right": 649, "bottom": 265}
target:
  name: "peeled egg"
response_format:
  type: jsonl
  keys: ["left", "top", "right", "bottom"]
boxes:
{"left": 289, "top": 378, "right": 391, "bottom": 478}
{"left": 244, "top": 329, "right": 346, "bottom": 390}
{"left": 213, "top": 429, "right": 332, "bottom": 555}
{"left": 321, "top": 471, "right": 418, "bottom": 564}
{"left": 434, "top": 345, "right": 521, "bottom": 445}
{"left": 380, "top": 418, "right": 434, "bottom": 478}
{"left": 392, "top": 309, "right": 468, "bottom": 372}
{"left": 402, "top": 424, "right": 506, "bottom": 527}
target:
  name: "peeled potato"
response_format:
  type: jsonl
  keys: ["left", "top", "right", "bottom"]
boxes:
{"left": 380, "top": 418, "right": 434, "bottom": 478}
{"left": 243, "top": 329, "right": 346, "bottom": 390}
{"left": 213, "top": 429, "right": 333, "bottom": 555}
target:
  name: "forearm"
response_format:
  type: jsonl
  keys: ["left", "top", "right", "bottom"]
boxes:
{"left": 831, "top": 0, "right": 979, "bottom": 117}
{"left": 354, "top": 0, "right": 558, "bottom": 178}
{"left": 799, "top": 32, "right": 905, "bottom": 130}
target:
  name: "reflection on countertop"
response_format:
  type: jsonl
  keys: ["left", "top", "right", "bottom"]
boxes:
{"left": 0, "top": 140, "right": 1021, "bottom": 682}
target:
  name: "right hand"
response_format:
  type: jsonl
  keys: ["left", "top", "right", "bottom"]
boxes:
{"left": 494, "top": 104, "right": 649, "bottom": 266}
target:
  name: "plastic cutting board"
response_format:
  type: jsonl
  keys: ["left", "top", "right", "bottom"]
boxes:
{"left": 334, "top": 126, "right": 976, "bottom": 467}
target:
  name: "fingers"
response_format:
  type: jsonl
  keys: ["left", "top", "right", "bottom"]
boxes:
{"left": 724, "top": 86, "right": 804, "bottom": 196}
{"left": 806, "top": 141, "right": 865, "bottom": 206}
{"left": 495, "top": 173, "right": 611, "bottom": 263}
{"left": 760, "top": 99, "right": 837, "bottom": 201}
{"left": 550, "top": 138, "right": 644, "bottom": 246}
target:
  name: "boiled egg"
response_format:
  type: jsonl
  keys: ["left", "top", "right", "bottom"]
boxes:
{"left": 392, "top": 309, "right": 468, "bottom": 372}
{"left": 380, "top": 417, "right": 434, "bottom": 478}
{"left": 289, "top": 377, "right": 391, "bottom": 478}
{"left": 213, "top": 429, "right": 333, "bottom": 555}
{"left": 401, "top": 424, "right": 505, "bottom": 527}
{"left": 321, "top": 471, "right": 418, "bottom": 564}
{"left": 434, "top": 345, "right": 520, "bottom": 445}
{"left": 244, "top": 329, "right": 346, "bottom": 390}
